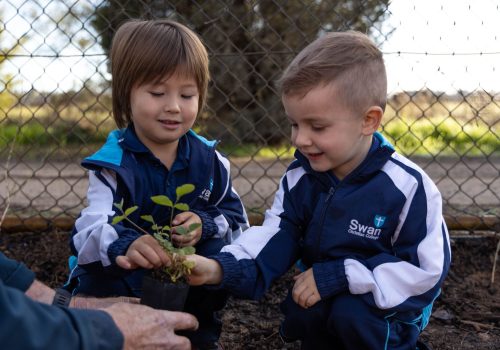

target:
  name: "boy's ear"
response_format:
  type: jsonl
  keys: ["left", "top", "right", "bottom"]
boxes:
{"left": 361, "top": 106, "right": 383, "bottom": 135}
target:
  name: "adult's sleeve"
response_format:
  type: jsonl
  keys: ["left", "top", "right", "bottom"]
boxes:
{"left": 0, "top": 252, "right": 123, "bottom": 350}
{"left": 0, "top": 251, "right": 35, "bottom": 291}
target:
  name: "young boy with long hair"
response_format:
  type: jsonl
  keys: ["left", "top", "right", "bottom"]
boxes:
{"left": 69, "top": 19, "right": 248, "bottom": 350}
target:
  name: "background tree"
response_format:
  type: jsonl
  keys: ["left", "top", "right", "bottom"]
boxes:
{"left": 91, "top": 0, "right": 390, "bottom": 146}
{"left": 0, "top": 14, "right": 27, "bottom": 114}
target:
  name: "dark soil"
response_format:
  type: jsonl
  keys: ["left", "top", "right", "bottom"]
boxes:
{"left": 1, "top": 231, "right": 499, "bottom": 349}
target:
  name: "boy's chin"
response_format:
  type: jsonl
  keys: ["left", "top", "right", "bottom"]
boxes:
{"left": 308, "top": 162, "right": 332, "bottom": 173}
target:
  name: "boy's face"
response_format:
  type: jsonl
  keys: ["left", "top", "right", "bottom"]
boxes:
{"left": 130, "top": 71, "right": 199, "bottom": 154}
{"left": 283, "top": 82, "right": 372, "bottom": 179}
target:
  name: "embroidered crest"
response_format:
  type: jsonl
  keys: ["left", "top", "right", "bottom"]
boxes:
{"left": 373, "top": 215, "right": 386, "bottom": 228}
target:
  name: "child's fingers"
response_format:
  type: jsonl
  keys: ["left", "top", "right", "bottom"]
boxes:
{"left": 171, "top": 233, "right": 197, "bottom": 247}
{"left": 292, "top": 279, "right": 306, "bottom": 303}
{"left": 116, "top": 255, "right": 138, "bottom": 269}
{"left": 172, "top": 211, "right": 191, "bottom": 226}
{"left": 127, "top": 250, "right": 155, "bottom": 269}
{"left": 307, "top": 293, "right": 321, "bottom": 308}
{"left": 136, "top": 244, "right": 168, "bottom": 267}
{"left": 172, "top": 230, "right": 201, "bottom": 247}
{"left": 148, "top": 242, "right": 170, "bottom": 266}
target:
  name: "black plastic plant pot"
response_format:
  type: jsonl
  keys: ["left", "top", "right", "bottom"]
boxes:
{"left": 140, "top": 276, "right": 189, "bottom": 311}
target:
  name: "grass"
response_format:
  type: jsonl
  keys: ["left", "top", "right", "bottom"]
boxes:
{"left": 1, "top": 95, "right": 498, "bottom": 159}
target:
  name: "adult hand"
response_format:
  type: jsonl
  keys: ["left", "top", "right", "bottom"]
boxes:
{"left": 104, "top": 302, "right": 198, "bottom": 350}
{"left": 292, "top": 268, "right": 321, "bottom": 309}
{"left": 171, "top": 211, "right": 202, "bottom": 247}
{"left": 71, "top": 295, "right": 140, "bottom": 309}
{"left": 116, "top": 235, "right": 169, "bottom": 270}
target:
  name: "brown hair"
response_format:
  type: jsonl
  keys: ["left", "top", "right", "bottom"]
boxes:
{"left": 110, "top": 19, "right": 210, "bottom": 128}
{"left": 279, "top": 31, "right": 387, "bottom": 114}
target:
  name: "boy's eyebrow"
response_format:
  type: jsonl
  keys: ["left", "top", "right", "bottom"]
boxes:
{"left": 149, "top": 81, "right": 198, "bottom": 89}
{"left": 287, "top": 116, "right": 326, "bottom": 123}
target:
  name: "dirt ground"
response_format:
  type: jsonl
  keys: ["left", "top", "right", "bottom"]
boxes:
{"left": 1, "top": 231, "right": 499, "bottom": 350}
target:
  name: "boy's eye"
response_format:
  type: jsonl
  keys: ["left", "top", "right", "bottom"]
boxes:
{"left": 311, "top": 125, "right": 325, "bottom": 131}
{"left": 149, "top": 92, "right": 164, "bottom": 97}
{"left": 181, "top": 94, "right": 195, "bottom": 99}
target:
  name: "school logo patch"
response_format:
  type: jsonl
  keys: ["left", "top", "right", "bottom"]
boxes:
{"left": 373, "top": 215, "right": 386, "bottom": 228}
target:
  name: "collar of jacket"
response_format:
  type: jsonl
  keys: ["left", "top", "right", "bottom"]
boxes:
{"left": 118, "top": 125, "right": 190, "bottom": 169}
{"left": 294, "top": 132, "right": 395, "bottom": 186}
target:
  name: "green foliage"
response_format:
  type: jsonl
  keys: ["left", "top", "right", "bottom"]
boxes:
{"left": 381, "top": 117, "right": 499, "bottom": 156}
{"left": 90, "top": 0, "right": 390, "bottom": 145}
{"left": 113, "top": 185, "right": 200, "bottom": 283}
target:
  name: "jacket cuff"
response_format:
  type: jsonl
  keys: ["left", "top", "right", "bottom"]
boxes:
{"left": 313, "top": 259, "right": 348, "bottom": 299}
{"left": 107, "top": 231, "right": 142, "bottom": 264}
{"left": 192, "top": 209, "right": 218, "bottom": 240}
{"left": 210, "top": 252, "right": 242, "bottom": 289}
{"left": 65, "top": 308, "right": 124, "bottom": 350}
{"left": 0, "top": 253, "right": 35, "bottom": 291}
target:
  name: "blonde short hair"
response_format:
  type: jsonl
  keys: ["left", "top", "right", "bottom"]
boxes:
{"left": 279, "top": 31, "right": 387, "bottom": 114}
{"left": 110, "top": 19, "right": 210, "bottom": 128}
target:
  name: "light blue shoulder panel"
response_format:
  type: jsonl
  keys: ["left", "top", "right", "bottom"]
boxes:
{"left": 85, "top": 129, "right": 124, "bottom": 166}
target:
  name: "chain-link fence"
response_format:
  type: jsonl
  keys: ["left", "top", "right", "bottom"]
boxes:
{"left": 1, "top": 0, "right": 499, "bottom": 232}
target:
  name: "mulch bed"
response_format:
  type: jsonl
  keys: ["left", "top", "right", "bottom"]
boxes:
{"left": 1, "top": 230, "right": 499, "bottom": 349}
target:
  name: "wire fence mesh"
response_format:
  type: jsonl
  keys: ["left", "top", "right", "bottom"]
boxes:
{"left": 0, "top": 0, "right": 499, "bottom": 231}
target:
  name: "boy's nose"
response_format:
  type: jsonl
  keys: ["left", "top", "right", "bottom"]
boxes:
{"left": 164, "top": 98, "right": 181, "bottom": 113}
{"left": 293, "top": 130, "right": 312, "bottom": 147}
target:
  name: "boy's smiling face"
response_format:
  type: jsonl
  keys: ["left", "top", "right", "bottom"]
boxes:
{"left": 130, "top": 71, "right": 199, "bottom": 156}
{"left": 283, "top": 82, "right": 377, "bottom": 179}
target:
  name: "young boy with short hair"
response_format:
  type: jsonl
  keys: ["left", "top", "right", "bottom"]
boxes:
{"left": 188, "top": 31, "right": 451, "bottom": 349}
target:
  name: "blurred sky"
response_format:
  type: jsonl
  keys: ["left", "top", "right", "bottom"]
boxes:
{"left": 2, "top": 0, "right": 500, "bottom": 94}
{"left": 382, "top": 0, "right": 500, "bottom": 94}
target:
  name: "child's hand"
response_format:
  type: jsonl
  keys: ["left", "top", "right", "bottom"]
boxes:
{"left": 292, "top": 268, "right": 321, "bottom": 309}
{"left": 171, "top": 211, "right": 202, "bottom": 247}
{"left": 184, "top": 254, "right": 223, "bottom": 286}
{"left": 116, "top": 235, "right": 169, "bottom": 270}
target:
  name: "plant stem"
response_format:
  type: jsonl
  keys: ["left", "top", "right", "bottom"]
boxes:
{"left": 122, "top": 215, "right": 150, "bottom": 236}
{"left": 169, "top": 198, "right": 177, "bottom": 241}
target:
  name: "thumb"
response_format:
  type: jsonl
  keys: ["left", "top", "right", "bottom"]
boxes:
{"left": 172, "top": 211, "right": 190, "bottom": 225}
{"left": 166, "top": 311, "right": 199, "bottom": 331}
{"left": 116, "top": 256, "right": 137, "bottom": 270}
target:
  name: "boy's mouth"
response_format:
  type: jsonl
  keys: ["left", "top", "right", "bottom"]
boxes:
{"left": 305, "top": 151, "right": 323, "bottom": 160}
{"left": 158, "top": 119, "right": 181, "bottom": 128}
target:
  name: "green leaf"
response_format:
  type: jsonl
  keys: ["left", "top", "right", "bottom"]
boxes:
{"left": 188, "top": 223, "right": 201, "bottom": 232}
{"left": 176, "top": 184, "right": 195, "bottom": 200}
{"left": 111, "top": 216, "right": 124, "bottom": 225}
{"left": 174, "top": 203, "right": 189, "bottom": 211}
{"left": 174, "top": 226, "right": 188, "bottom": 235}
{"left": 181, "top": 246, "right": 196, "bottom": 255}
{"left": 152, "top": 224, "right": 159, "bottom": 231}
{"left": 182, "top": 259, "right": 196, "bottom": 269}
{"left": 113, "top": 199, "right": 124, "bottom": 211}
{"left": 141, "top": 215, "right": 154, "bottom": 223}
{"left": 151, "top": 195, "right": 173, "bottom": 207}
{"left": 124, "top": 206, "right": 138, "bottom": 216}
{"left": 153, "top": 232, "right": 162, "bottom": 241}
{"left": 161, "top": 225, "right": 171, "bottom": 233}
{"left": 162, "top": 240, "right": 174, "bottom": 251}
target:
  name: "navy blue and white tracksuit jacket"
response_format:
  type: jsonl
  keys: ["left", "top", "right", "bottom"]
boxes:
{"left": 70, "top": 126, "right": 249, "bottom": 290}
{"left": 214, "top": 132, "right": 451, "bottom": 313}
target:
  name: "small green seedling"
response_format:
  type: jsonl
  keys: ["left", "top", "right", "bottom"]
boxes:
{"left": 112, "top": 184, "right": 200, "bottom": 283}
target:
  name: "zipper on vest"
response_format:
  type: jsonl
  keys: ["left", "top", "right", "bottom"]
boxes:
{"left": 314, "top": 186, "right": 335, "bottom": 260}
